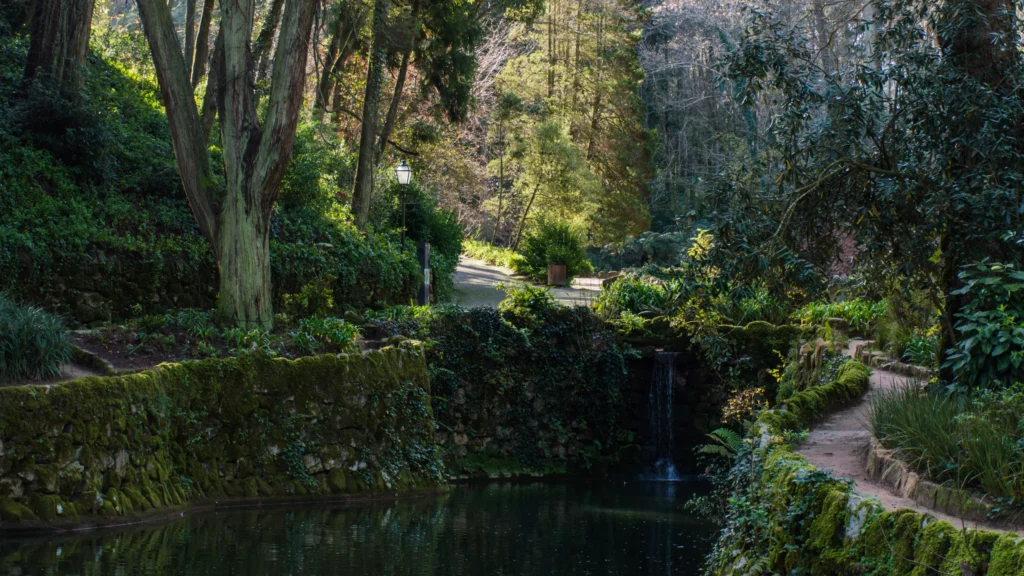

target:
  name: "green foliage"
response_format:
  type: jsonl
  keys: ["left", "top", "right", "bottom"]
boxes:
{"left": 462, "top": 239, "right": 526, "bottom": 270}
{"left": 870, "top": 382, "right": 1024, "bottom": 505}
{"left": 592, "top": 274, "right": 670, "bottom": 318}
{"left": 289, "top": 317, "right": 360, "bottom": 356}
{"left": 0, "top": 40, "right": 434, "bottom": 322}
{"left": 397, "top": 305, "right": 631, "bottom": 471}
{"left": 945, "top": 261, "right": 1024, "bottom": 390}
{"left": 587, "top": 232, "right": 687, "bottom": 272}
{"left": 0, "top": 292, "right": 71, "bottom": 381}
{"left": 283, "top": 277, "right": 336, "bottom": 319}
{"left": 517, "top": 219, "right": 593, "bottom": 284}
{"left": 373, "top": 181, "right": 463, "bottom": 303}
{"left": 496, "top": 282, "right": 557, "bottom": 324}
{"left": 793, "top": 299, "right": 888, "bottom": 334}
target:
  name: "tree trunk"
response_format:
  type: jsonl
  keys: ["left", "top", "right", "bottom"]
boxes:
{"left": 138, "top": 0, "right": 316, "bottom": 328}
{"left": 512, "top": 181, "right": 542, "bottom": 250}
{"left": 351, "top": 0, "right": 391, "bottom": 229}
{"left": 315, "top": 15, "right": 344, "bottom": 111}
{"left": 24, "top": 0, "right": 95, "bottom": 88}
{"left": 191, "top": 0, "right": 215, "bottom": 87}
{"left": 184, "top": 0, "right": 196, "bottom": 78}
{"left": 215, "top": 184, "right": 273, "bottom": 329}
{"left": 253, "top": 0, "right": 284, "bottom": 84}
{"left": 487, "top": 115, "right": 503, "bottom": 242}
{"left": 376, "top": 0, "right": 418, "bottom": 162}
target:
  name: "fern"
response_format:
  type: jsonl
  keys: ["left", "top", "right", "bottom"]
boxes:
{"left": 700, "top": 427, "right": 744, "bottom": 457}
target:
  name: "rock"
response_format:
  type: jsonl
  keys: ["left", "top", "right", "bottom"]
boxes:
{"left": 303, "top": 454, "right": 324, "bottom": 474}
{"left": 114, "top": 449, "right": 129, "bottom": 478}
{"left": 69, "top": 290, "right": 110, "bottom": 324}
{"left": 453, "top": 433, "right": 469, "bottom": 446}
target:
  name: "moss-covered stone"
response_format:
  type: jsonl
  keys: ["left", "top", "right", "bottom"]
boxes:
{"left": 706, "top": 360, "right": 1024, "bottom": 575}
{"left": 0, "top": 346, "right": 445, "bottom": 530}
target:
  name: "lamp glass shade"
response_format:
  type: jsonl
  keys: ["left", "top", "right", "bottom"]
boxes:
{"left": 395, "top": 161, "right": 412, "bottom": 185}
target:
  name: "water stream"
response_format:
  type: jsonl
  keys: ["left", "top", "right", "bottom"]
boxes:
{"left": 648, "top": 351, "right": 680, "bottom": 480}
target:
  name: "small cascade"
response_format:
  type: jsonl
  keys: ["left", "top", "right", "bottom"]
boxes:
{"left": 647, "top": 351, "right": 679, "bottom": 481}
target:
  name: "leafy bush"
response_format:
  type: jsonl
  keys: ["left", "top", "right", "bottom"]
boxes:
{"left": 870, "top": 382, "right": 1024, "bottom": 503}
{"left": 374, "top": 181, "right": 463, "bottom": 303}
{"left": 792, "top": 299, "right": 888, "bottom": 334}
{"left": 945, "top": 261, "right": 1024, "bottom": 389}
{"left": 496, "top": 282, "right": 557, "bottom": 323}
{"left": 518, "top": 219, "right": 593, "bottom": 284}
{"left": 289, "top": 317, "right": 359, "bottom": 355}
{"left": 592, "top": 274, "right": 670, "bottom": 318}
{"left": 283, "top": 276, "right": 336, "bottom": 318}
{"left": 0, "top": 293, "right": 71, "bottom": 381}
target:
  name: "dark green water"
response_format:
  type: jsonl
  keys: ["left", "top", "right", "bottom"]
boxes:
{"left": 0, "top": 481, "right": 717, "bottom": 575}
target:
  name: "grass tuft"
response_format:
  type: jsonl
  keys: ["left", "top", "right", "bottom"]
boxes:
{"left": 0, "top": 292, "right": 72, "bottom": 382}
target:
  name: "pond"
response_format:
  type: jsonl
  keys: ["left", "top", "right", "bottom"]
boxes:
{"left": 0, "top": 481, "right": 718, "bottom": 575}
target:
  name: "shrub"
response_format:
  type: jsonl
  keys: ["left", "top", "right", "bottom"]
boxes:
{"left": 792, "top": 298, "right": 888, "bottom": 334}
{"left": 945, "top": 261, "right": 1024, "bottom": 389}
{"left": 283, "top": 276, "right": 336, "bottom": 318}
{"left": 288, "top": 317, "right": 360, "bottom": 355}
{"left": 0, "top": 40, "right": 428, "bottom": 321}
{"left": 496, "top": 282, "right": 558, "bottom": 323}
{"left": 374, "top": 181, "right": 463, "bottom": 303}
{"left": 518, "top": 219, "right": 593, "bottom": 284}
{"left": 870, "top": 382, "right": 1024, "bottom": 503}
{"left": 592, "top": 273, "right": 670, "bottom": 319}
{"left": 0, "top": 293, "right": 71, "bottom": 381}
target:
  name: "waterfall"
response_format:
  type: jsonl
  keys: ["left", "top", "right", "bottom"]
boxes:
{"left": 648, "top": 351, "right": 679, "bottom": 481}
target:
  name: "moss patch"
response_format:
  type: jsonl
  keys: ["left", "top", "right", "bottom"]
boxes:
{"left": 0, "top": 345, "right": 445, "bottom": 530}
{"left": 706, "top": 360, "right": 1024, "bottom": 575}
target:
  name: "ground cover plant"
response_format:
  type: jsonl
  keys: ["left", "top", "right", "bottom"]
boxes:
{"left": 72, "top": 307, "right": 361, "bottom": 372}
{"left": 870, "top": 382, "right": 1024, "bottom": 513}
{"left": 0, "top": 292, "right": 72, "bottom": 382}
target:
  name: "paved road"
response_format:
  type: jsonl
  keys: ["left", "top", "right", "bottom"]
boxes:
{"left": 454, "top": 256, "right": 603, "bottom": 308}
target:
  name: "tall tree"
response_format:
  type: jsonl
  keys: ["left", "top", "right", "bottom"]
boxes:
{"left": 23, "top": 0, "right": 95, "bottom": 87}
{"left": 190, "top": 0, "right": 216, "bottom": 87}
{"left": 351, "top": 0, "right": 391, "bottom": 228}
{"left": 137, "top": 0, "right": 317, "bottom": 328}
{"left": 376, "top": 0, "right": 420, "bottom": 161}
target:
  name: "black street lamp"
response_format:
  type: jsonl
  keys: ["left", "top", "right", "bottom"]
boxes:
{"left": 395, "top": 160, "right": 412, "bottom": 248}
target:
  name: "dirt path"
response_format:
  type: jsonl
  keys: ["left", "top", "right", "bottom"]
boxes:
{"left": 454, "top": 256, "right": 603, "bottom": 309}
{"left": 797, "top": 340, "right": 1019, "bottom": 534}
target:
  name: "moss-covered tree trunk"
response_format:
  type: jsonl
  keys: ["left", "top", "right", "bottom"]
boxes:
{"left": 215, "top": 192, "right": 273, "bottom": 328}
{"left": 138, "top": 0, "right": 315, "bottom": 329}
{"left": 351, "top": 0, "right": 391, "bottom": 229}
{"left": 23, "top": 0, "right": 95, "bottom": 87}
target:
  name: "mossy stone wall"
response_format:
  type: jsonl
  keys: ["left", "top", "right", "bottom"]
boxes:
{"left": 0, "top": 345, "right": 445, "bottom": 531}
{"left": 707, "top": 361, "right": 1024, "bottom": 575}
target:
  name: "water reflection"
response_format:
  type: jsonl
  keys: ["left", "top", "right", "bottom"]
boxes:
{"left": 0, "top": 481, "right": 717, "bottom": 575}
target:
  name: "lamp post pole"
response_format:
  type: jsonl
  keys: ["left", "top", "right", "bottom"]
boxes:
{"left": 394, "top": 160, "right": 412, "bottom": 249}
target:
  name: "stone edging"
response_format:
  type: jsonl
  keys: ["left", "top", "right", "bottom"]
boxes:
{"left": 852, "top": 341, "right": 933, "bottom": 380}
{"left": 864, "top": 438, "right": 1003, "bottom": 526}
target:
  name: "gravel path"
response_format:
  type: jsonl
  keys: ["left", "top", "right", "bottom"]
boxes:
{"left": 797, "top": 339, "right": 1018, "bottom": 534}
{"left": 453, "top": 256, "right": 603, "bottom": 308}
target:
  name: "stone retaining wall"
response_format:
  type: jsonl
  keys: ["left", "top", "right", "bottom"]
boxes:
{"left": 0, "top": 344, "right": 445, "bottom": 532}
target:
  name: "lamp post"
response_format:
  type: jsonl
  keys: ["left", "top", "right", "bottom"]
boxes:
{"left": 395, "top": 160, "right": 412, "bottom": 248}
